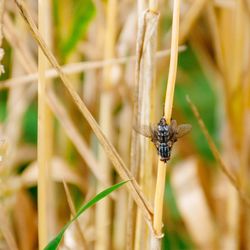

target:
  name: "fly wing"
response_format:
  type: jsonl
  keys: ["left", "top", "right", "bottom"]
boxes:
{"left": 169, "top": 119, "right": 177, "bottom": 134}
{"left": 150, "top": 125, "right": 158, "bottom": 145}
{"left": 133, "top": 124, "right": 159, "bottom": 150}
{"left": 170, "top": 119, "right": 177, "bottom": 129}
{"left": 176, "top": 124, "right": 192, "bottom": 138}
{"left": 133, "top": 124, "right": 153, "bottom": 139}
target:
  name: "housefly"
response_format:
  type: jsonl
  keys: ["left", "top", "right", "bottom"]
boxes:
{"left": 134, "top": 117, "right": 192, "bottom": 163}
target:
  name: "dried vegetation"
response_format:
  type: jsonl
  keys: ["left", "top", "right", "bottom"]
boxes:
{"left": 0, "top": 0, "right": 250, "bottom": 249}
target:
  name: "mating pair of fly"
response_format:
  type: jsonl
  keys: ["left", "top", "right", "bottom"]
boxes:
{"left": 134, "top": 116, "right": 192, "bottom": 163}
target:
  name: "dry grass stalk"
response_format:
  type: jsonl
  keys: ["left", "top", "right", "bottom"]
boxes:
{"left": 149, "top": 0, "right": 158, "bottom": 13}
{"left": 134, "top": 7, "right": 159, "bottom": 249}
{"left": 37, "top": 0, "right": 53, "bottom": 248}
{"left": 239, "top": 36, "right": 250, "bottom": 192}
{"left": 95, "top": 0, "right": 117, "bottom": 248}
{"left": 178, "top": 0, "right": 206, "bottom": 44}
{"left": 152, "top": 159, "right": 166, "bottom": 245}
{"left": 127, "top": 4, "right": 146, "bottom": 249}
{"left": 212, "top": 4, "right": 248, "bottom": 246}
{"left": 47, "top": 90, "right": 107, "bottom": 185}
{"left": 186, "top": 96, "right": 250, "bottom": 207}
{"left": 153, "top": 0, "right": 181, "bottom": 245}
{"left": 0, "top": 204, "right": 19, "bottom": 250}
{"left": 216, "top": 4, "right": 246, "bottom": 248}
{"left": 0, "top": 0, "right": 5, "bottom": 75}
{"left": 1, "top": 0, "right": 250, "bottom": 248}
{"left": 14, "top": 0, "right": 154, "bottom": 227}
{"left": 3, "top": 14, "right": 38, "bottom": 157}
{"left": 3, "top": 11, "right": 37, "bottom": 171}
{"left": 21, "top": 157, "right": 86, "bottom": 193}
{"left": 0, "top": 47, "right": 186, "bottom": 90}
{"left": 112, "top": 11, "right": 137, "bottom": 248}
{"left": 164, "top": 0, "right": 206, "bottom": 47}
{"left": 128, "top": 6, "right": 159, "bottom": 248}
{"left": 205, "top": 3, "right": 225, "bottom": 76}
{"left": 3, "top": 13, "right": 36, "bottom": 72}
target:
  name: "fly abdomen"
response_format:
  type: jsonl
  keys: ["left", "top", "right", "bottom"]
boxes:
{"left": 158, "top": 143, "right": 171, "bottom": 162}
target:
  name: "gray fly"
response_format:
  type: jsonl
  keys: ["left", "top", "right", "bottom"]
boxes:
{"left": 134, "top": 117, "right": 192, "bottom": 163}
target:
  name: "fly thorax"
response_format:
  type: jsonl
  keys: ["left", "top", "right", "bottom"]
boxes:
{"left": 157, "top": 125, "right": 170, "bottom": 142}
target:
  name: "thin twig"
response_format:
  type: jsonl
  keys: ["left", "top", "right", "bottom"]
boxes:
{"left": 186, "top": 96, "right": 250, "bottom": 207}
{"left": 0, "top": 47, "right": 186, "bottom": 90}
{"left": 153, "top": 0, "right": 181, "bottom": 241}
{"left": 164, "top": 0, "right": 181, "bottom": 123}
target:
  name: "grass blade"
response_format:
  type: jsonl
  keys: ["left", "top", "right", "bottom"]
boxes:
{"left": 44, "top": 180, "right": 129, "bottom": 250}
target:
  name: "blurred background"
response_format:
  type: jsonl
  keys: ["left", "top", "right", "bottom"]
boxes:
{"left": 0, "top": 0, "right": 250, "bottom": 249}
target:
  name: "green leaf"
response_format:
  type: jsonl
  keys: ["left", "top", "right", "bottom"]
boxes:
{"left": 0, "top": 91, "right": 7, "bottom": 122}
{"left": 60, "top": 0, "right": 95, "bottom": 58}
{"left": 44, "top": 180, "right": 129, "bottom": 250}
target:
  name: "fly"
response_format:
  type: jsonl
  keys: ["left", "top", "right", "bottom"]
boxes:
{"left": 134, "top": 117, "right": 192, "bottom": 163}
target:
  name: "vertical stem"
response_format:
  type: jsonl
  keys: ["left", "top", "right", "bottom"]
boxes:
{"left": 153, "top": 0, "right": 181, "bottom": 243}
{"left": 38, "top": 0, "right": 53, "bottom": 248}
{"left": 0, "top": 0, "right": 5, "bottom": 75}
{"left": 134, "top": 4, "right": 159, "bottom": 249}
{"left": 153, "top": 160, "right": 166, "bottom": 236}
{"left": 127, "top": 2, "right": 147, "bottom": 248}
{"left": 164, "top": 0, "right": 181, "bottom": 124}
{"left": 149, "top": 0, "right": 158, "bottom": 12}
{"left": 96, "top": 0, "right": 117, "bottom": 249}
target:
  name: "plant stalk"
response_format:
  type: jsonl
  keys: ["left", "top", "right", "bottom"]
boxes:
{"left": 96, "top": 0, "right": 117, "bottom": 249}
{"left": 153, "top": 0, "right": 181, "bottom": 241}
{"left": 37, "top": 0, "right": 53, "bottom": 248}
